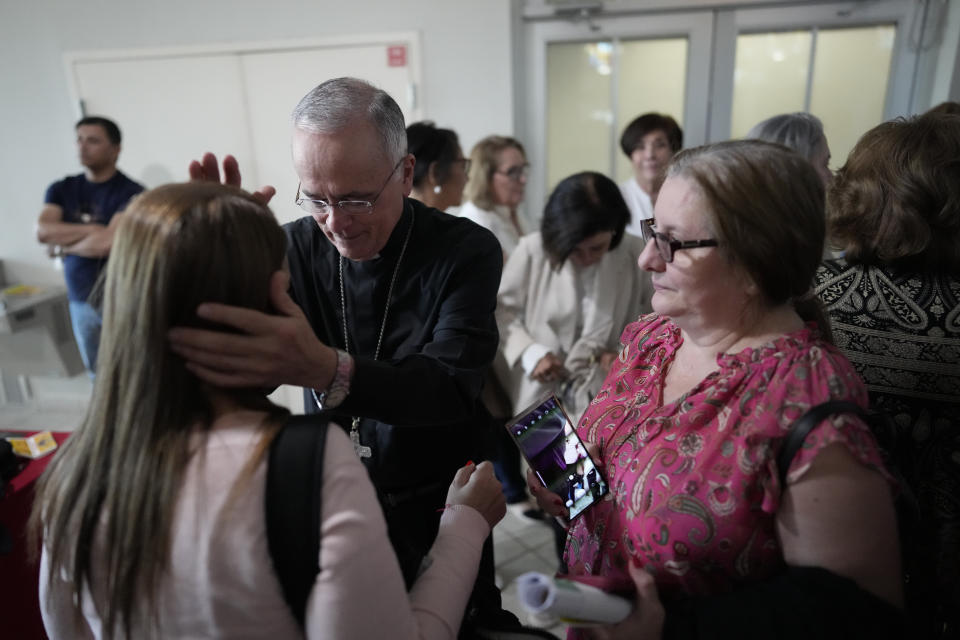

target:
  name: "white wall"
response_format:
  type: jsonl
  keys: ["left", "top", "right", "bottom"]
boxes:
{"left": 0, "top": 0, "right": 516, "bottom": 287}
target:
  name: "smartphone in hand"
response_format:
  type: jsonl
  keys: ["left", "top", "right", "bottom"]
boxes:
{"left": 506, "top": 394, "right": 608, "bottom": 520}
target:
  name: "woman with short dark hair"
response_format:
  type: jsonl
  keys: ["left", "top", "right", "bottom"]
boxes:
{"left": 406, "top": 121, "right": 470, "bottom": 211}
{"left": 540, "top": 173, "right": 629, "bottom": 269}
{"left": 618, "top": 113, "right": 683, "bottom": 237}
{"left": 497, "top": 171, "right": 652, "bottom": 424}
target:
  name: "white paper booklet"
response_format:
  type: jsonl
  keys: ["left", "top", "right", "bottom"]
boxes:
{"left": 515, "top": 571, "right": 633, "bottom": 625}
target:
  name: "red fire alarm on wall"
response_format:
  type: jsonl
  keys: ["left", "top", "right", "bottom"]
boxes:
{"left": 387, "top": 45, "right": 407, "bottom": 67}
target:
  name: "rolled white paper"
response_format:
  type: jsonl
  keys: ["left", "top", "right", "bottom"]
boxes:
{"left": 515, "top": 571, "right": 633, "bottom": 625}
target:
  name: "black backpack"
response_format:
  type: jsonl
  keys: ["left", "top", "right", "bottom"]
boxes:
{"left": 264, "top": 414, "right": 330, "bottom": 626}
{"left": 1, "top": 438, "right": 28, "bottom": 555}
{"left": 263, "top": 417, "right": 558, "bottom": 639}
{"left": 777, "top": 400, "right": 923, "bottom": 633}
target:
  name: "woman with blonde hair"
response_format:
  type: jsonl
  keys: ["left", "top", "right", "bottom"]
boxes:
{"left": 460, "top": 135, "right": 528, "bottom": 259}
{"left": 31, "top": 182, "right": 504, "bottom": 639}
{"left": 460, "top": 135, "right": 538, "bottom": 519}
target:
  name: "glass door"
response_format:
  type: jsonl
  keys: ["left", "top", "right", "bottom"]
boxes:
{"left": 521, "top": 1, "right": 928, "bottom": 224}
{"left": 546, "top": 36, "right": 689, "bottom": 191}
{"left": 724, "top": 1, "right": 915, "bottom": 167}
{"left": 522, "top": 11, "right": 713, "bottom": 225}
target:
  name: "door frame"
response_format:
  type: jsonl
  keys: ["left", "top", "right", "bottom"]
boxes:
{"left": 519, "top": 1, "right": 934, "bottom": 225}
{"left": 63, "top": 31, "right": 424, "bottom": 120}
{"left": 708, "top": 0, "right": 924, "bottom": 142}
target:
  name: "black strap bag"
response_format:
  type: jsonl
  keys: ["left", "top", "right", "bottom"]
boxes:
{"left": 777, "top": 400, "right": 923, "bottom": 636}
{"left": 265, "top": 414, "right": 329, "bottom": 626}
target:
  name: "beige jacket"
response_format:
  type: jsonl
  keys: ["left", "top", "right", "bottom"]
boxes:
{"left": 496, "top": 232, "right": 653, "bottom": 422}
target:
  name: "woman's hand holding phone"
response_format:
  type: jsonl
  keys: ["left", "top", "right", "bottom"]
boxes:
{"left": 509, "top": 396, "right": 609, "bottom": 520}
{"left": 445, "top": 461, "right": 506, "bottom": 529}
{"left": 526, "top": 440, "right": 604, "bottom": 524}
{"left": 526, "top": 468, "right": 567, "bottom": 519}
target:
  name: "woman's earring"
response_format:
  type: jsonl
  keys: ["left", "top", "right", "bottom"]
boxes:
{"left": 433, "top": 185, "right": 442, "bottom": 194}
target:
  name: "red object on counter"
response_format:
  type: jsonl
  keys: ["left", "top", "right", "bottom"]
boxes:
{"left": 0, "top": 431, "right": 70, "bottom": 640}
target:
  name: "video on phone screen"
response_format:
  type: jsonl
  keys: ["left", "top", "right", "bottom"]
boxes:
{"left": 511, "top": 396, "right": 607, "bottom": 519}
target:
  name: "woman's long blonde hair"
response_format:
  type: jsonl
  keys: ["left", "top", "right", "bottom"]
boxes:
{"left": 30, "top": 182, "right": 289, "bottom": 638}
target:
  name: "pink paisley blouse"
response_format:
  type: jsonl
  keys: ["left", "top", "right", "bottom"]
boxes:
{"left": 566, "top": 313, "right": 890, "bottom": 600}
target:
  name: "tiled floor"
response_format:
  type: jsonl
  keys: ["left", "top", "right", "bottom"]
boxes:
{"left": 493, "top": 507, "right": 569, "bottom": 637}
{"left": 2, "top": 372, "right": 568, "bottom": 636}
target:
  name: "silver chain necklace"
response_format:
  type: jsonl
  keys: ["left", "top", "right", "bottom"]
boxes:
{"left": 339, "top": 209, "right": 415, "bottom": 457}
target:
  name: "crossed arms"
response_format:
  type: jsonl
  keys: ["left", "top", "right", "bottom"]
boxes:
{"left": 36, "top": 204, "right": 121, "bottom": 258}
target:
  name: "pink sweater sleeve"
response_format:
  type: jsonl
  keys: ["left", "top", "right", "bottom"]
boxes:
{"left": 305, "top": 426, "right": 490, "bottom": 640}
{"left": 39, "top": 546, "right": 97, "bottom": 639}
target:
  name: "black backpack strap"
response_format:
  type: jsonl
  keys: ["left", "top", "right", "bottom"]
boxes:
{"left": 777, "top": 400, "right": 865, "bottom": 488}
{"left": 265, "top": 414, "right": 330, "bottom": 627}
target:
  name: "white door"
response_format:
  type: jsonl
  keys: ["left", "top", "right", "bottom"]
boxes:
{"left": 67, "top": 35, "right": 422, "bottom": 197}
{"left": 66, "top": 36, "right": 423, "bottom": 413}
{"left": 72, "top": 53, "right": 257, "bottom": 188}
{"left": 241, "top": 42, "right": 421, "bottom": 225}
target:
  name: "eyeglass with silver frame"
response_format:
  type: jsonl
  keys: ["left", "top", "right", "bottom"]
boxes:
{"left": 643, "top": 222, "right": 719, "bottom": 263}
{"left": 295, "top": 158, "right": 404, "bottom": 215}
{"left": 496, "top": 163, "right": 530, "bottom": 181}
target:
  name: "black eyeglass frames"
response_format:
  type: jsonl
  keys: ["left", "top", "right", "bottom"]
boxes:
{"left": 641, "top": 223, "right": 718, "bottom": 263}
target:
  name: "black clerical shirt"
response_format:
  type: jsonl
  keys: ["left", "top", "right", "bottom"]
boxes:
{"left": 284, "top": 198, "right": 503, "bottom": 494}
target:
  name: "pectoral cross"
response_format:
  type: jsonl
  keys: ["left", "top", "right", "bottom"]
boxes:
{"left": 349, "top": 417, "right": 371, "bottom": 458}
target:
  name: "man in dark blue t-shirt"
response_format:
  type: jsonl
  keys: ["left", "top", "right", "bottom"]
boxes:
{"left": 36, "top": 116, "right": 144, "bottom": 376}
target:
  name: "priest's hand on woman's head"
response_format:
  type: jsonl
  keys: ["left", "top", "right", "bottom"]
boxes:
{"left": 187, "top": 152, "right": 277, "bottom": 205}
{"left": 166, "top": 270, "right": 337, "bottom": 391}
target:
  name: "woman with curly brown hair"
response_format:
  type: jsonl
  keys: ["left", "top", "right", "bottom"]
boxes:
{"left": 814, "top": 111, "right": 960, "bottom": 638}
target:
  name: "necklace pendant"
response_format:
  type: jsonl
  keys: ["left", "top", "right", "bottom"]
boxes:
{"left": 337, "top": 209, "right": 413, "bottom": 463}
{"left": 349, "top": 420, "right": 372, "bottom": 459}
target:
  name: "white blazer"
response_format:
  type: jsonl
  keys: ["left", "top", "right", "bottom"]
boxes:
{"left": 496, "top": 232, "right": 653, "bottom": 422}
{"left": 459, "top": 201, "right": 522, "bottom": 257}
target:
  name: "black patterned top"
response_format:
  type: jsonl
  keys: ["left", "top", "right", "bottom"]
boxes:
{"left": 815, "top": 258, "right": 960, "bottom": 636}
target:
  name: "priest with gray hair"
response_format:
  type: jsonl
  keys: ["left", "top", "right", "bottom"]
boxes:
{"left": 171, "top": 77, "right": 513, "bottom": 632}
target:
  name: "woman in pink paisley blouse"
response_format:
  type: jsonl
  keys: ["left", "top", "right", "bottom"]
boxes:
{"left": 529, "top": 140, "right": 904, "bottom": 640}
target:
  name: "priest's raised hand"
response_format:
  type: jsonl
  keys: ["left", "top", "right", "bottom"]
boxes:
{"left": 187, "top": 151, "right": 277, "bottom": 204}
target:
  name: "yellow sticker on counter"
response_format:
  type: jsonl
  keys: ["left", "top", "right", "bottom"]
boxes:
{"left": 5, "top": 430, "right": 58, "bottom": 459}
